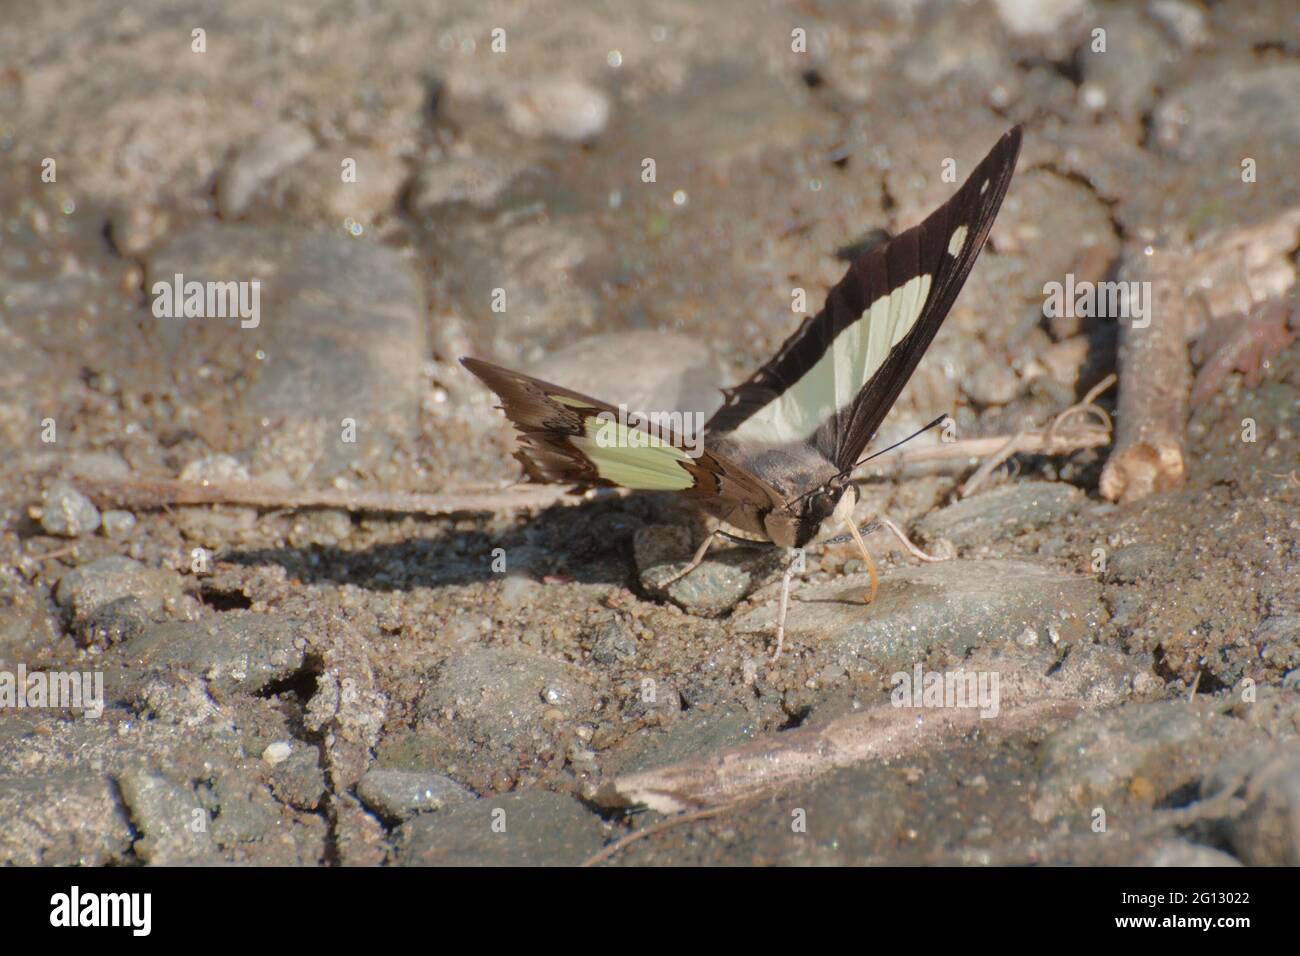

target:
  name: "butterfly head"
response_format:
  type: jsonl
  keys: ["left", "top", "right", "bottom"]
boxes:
{"left": 766, "top": 478, "right": 857, "bottom": 549}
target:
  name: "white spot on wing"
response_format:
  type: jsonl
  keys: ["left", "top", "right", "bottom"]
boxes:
{"left": 979, "top": 179, "right": 989, "bottom": 195}
{"left": 947, "top": 225, "right": 968, "bottom": 257}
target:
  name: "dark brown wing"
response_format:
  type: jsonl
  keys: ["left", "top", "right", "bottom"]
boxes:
{"left": 460, "top": 357, "right": 785, "bottom": 513}
{"left": 706, "top": 125, "right": 1023, "bottom": 473}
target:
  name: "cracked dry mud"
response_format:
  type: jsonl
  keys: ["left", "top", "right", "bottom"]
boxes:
{"left": 1, "top": 0, "right": 1299, "bottom": 866}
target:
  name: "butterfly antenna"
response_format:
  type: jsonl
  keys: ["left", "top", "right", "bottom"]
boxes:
{"left": 846, "top": 413, "right": 950, "bottom": 475}
{"left": 790, "top": 414, "right": 951, "bottom": 508}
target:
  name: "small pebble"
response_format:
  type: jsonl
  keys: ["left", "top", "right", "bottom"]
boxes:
{"left": 503, "top": 79, "right": 611, "bottom": 141}
{"left": 39, "top": 482, "right": 100, "bottom": 537}
{"left": 109, "top": 204, "right": 168, "bottom": 256}
{"left": 262, "top": 741, "right": 294, "bottom": 765}
{"left": 217, "top": 120, "right": 316, "bottom": 219}
{"left": 101, "top": 510, "right": 137, "bottom": 538}
{"left": 180, "top": 454, "right": 251, "bottom": 483}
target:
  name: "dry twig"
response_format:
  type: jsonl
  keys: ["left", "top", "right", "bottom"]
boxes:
{"left": 592, "top": 697, "right": 1080, "bottom": 815}
{"left": 1101, "top": 209, "right": 1300, "bottom": 503}
{"left": 72, "top": 477, "right": 607, "bottom": 517}
{"left": 959, "top": 373, "right": 1116, "bottom": 497}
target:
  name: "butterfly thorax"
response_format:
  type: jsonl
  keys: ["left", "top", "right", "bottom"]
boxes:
{"left": 703, "top": 437, "right": 847, "bottom": 548}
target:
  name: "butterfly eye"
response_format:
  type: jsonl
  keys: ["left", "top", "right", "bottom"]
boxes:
{"left": 805, "top": 491, "right": 834, "bottom": 521}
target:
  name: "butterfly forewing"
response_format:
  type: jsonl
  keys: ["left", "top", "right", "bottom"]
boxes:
{"left": 706, "top": 125, "right": 1023, "bottom": 473}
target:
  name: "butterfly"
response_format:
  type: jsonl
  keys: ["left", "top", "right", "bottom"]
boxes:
{"left": 462, "top": 125, "right": 1023, "bottom": 661}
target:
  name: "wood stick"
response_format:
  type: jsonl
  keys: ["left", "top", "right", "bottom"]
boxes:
{"left": 592, "top": 697, "right": 1081, "bottom": 814}
{"left": 1100, "top": 258, "right": 1190, "bottom": 503}
{"left": 866, "top": 426, "right": 1111, "bottom": 475}
{"left": 69, "top": 423, "right": 1110, "bottom": 521}
{"left": 71, "top": 477, "right": 605, "bottom": 517}
{"left": 1101, "top": 209, "right": 1300, "bottom": 503}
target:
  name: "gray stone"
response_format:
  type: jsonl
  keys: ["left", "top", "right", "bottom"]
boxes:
{"left": 39, "top": 482, "right": 100, "bottom": 537}
{"left": 408, "top": 155, "right": 524, "bottom": 214}
{"left": 1077, "top": 8, "right": 1176, "bottom": 119}
{"left": 1153, "top": 63, "right": 1300, "bottom": 162}
{"left": 605, "top": 58, "right": 830, "bottom": 175}
{"left": 633, "top": 525, "right": 753, "bottom": 618}
{"left": 525, "top": 331, "right": 724, "bottom": 422}
{"left": 1147, "top": 0, "right": 1209, "bottom": 49}
{"left": 109, "top": 203, "right": 169, "bottom": 256}
{"left": 1226, "top": 747, "right": 1300, "bottom": 867}
{"left": 1032, "top": 702, "right": 1250, "bottom": 822}
{"left": 913, "top": 482, "right": 1086, "bottom": 548}
{"left": 285, "top": 508, "right": 353, "bottom": 548}
{"left": 1103, "top": 544, "right": 1171, "bottom": 585}
{"left": 1129, "top": 839, "right": 1241, "bottom": 867}
{"left": 0, "top": 774, "right": 132, "bottom": 865}
{"left": 458, "top": 218, "right": 606, "bottom": 358}
{"left": 145, "top": 225, "right": 426, "bottom": 478}
{"left": 0, "top": 576, "right": 60, "bottom": 665}
{"left": 1255, "top": 615, "right": 1300, "bottom": 673}
{"left": 633, "top": 525, "right": 693, "bottom": 587}
{"left": 418, "top": 647, "right": 594, "bottom": 746}
{"left": 393, "top": 790, "right": 607, "bottom": 866}
{"left": 734, "top": 559, "right": 1104, "bottom": 669}
{"left": 116, "top": 768, "right": 217, "bottom": 865}
{"left": 598, "top": 709, "right": 760, "bottom": 784}
{"left": 76, "top": 594, "right": 149, "bottom": 648}
{"left": 962, "top": 361, "right": 1023, "bottom": 407}
{"left": 201, "top": 770, "right": 327, "bottom": 865}
{"left": 116, "top": 613, "right": 308, "bottom": 698}
{"left": 179, "top": 453, "right": 249, "bottom": 483}
{"left": 271, "top": 147, "right": 406, "bottom": 226}
{"left": 356, "top": 768, "right": 475, "bottom": 822}
{"left": 267, "top": 743, "right": 327, "bottom": 811}
{"left": 501, "top": 80, "right": 610, "bottom": 141}
{"left": 216, "top": 120, "right": 316, "bottom": 219}
{"left": 661, "top": 558, "right": 753, "bottom": 618}
{"left": 897, "top": 0, "right": 1019, "bottom": 92}
{"left": 589, "top": 618, "right": 637, "bottom": 664}
{"left": 55, "top": 555, "right": 184, "bottom": 619}
{"left": 991, "top": 0, "right": 1088, "bottom": 37}
{"left": 100, "top": 509, "right": 137, "bottom": 538}
{"left": 61, "top": 451, "right": 130, "bottom": 482}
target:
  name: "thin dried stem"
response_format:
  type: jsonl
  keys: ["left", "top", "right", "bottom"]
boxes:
{"left": 72, "top": 477, "right": 611, "bottom": 517}
{"left": 959, "top": 373, "right": 1116, "bottom": 498}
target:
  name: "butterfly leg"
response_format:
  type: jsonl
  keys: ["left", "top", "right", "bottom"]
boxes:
{"left": 661, "top": 529, "right": 720, "bottom": 587}
{"left": 770, "top": 550, "right": 800, "bottom": 663}
{"left": 843, "top": 514, "right": 879, "bottom": 603}
{"left": 879, "top": 516, "right": 948, "bottom": 563}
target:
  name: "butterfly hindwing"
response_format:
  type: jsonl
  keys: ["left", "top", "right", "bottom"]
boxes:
{"left": 460, "top": 357, "right": 784, "bottom": 512}
{"left": 706, "top": 125, "right": 1023, "bottom": 473}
